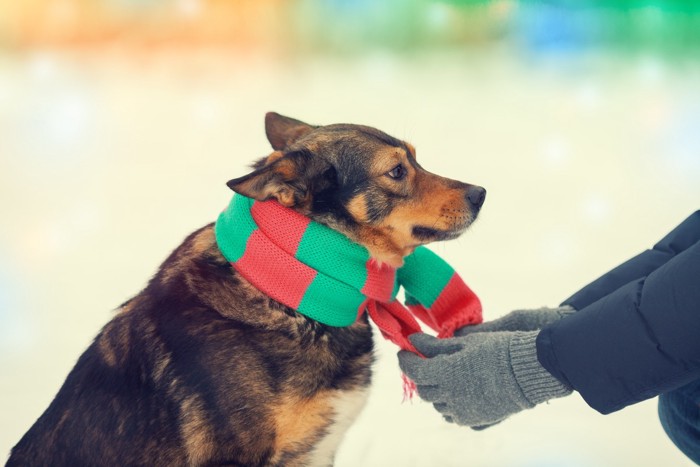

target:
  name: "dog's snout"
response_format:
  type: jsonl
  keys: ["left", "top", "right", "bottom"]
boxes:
{"left": 466, "top": 186, "right": 486, "bottom": 210}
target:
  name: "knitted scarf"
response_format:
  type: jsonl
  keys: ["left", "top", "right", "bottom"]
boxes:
{"left": 214, "top": 194, "right": 482, "bottom": 356}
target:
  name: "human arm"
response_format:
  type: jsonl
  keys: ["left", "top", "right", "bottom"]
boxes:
{"left": 538, "top": 237, "right": 700, "bottom": 414}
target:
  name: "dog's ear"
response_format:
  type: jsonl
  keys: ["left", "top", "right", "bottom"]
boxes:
{"left": 265, "top": 112, "right": 316, "bottom": 150}
{"left": 227, "top": 151, "right": 314, "bottom": 208}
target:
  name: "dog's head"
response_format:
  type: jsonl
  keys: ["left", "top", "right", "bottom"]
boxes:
{"left": 227, "top": 112, "right": 486, "bottom": 267}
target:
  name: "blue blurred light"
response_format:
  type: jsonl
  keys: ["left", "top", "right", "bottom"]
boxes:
{"left": 664, "top": 105, "right": 700, "bottom": 174}
{"left": 516, "top": 4, "right": 589, "bottom": 54}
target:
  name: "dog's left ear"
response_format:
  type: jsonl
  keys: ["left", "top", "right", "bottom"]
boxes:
{"left": 227, "top": 151, "right": 314, "bottom": 208}
{"left": 265, "top": 112, "right": 317, "bottom": 150}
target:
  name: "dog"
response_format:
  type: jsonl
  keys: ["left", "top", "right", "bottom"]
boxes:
{"left": 7, "top": 112, "right": 486, "bottom": 466}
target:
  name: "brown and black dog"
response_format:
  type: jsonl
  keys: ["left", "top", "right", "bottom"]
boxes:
{"left": 7, "top": 113, "right": 485, "bottom": 467}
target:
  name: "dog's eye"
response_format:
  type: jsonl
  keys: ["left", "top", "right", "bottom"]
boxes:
{"left": 386, "top": 164, "right": 407, "bottom": 181}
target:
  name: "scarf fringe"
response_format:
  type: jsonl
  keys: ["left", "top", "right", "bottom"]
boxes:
{"left": 401, "top": 373, "right": 418, "bottom": 402}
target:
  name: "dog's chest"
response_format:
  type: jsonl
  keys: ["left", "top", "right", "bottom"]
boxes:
{"left": 305, "top": 387, "right": 370, "bottom": 467}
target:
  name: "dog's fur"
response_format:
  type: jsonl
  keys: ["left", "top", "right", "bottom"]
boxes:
{"left": 8, "top": 113, "right": 485, "bottom": 467}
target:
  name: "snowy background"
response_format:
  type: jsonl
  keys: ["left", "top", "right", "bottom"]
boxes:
{"left": 2, "top": 2, "right": 699, "bottom": 466}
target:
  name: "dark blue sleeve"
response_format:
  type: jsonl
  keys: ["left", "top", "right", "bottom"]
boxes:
{"left": 562, "top": 210, "right": 700, "bottom": 310}
{"left": 537, "top": 239, "right": 700, "bottom": 414}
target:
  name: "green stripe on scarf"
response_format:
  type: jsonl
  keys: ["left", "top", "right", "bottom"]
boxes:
{"left": 296, "top": 222, "right": 370, "bottom": 291}
{"left": 399, "top": 247, "right": 455, "bottom": 308}
{"left": 299, "top": 274, "right": 366, "bottom": 325}
{"left": 215, "top": 196, "right": 257, "bottom": 262}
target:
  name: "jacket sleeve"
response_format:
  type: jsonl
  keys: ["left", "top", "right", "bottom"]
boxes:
{"left": 561, "top": 210, "right": 700, "bottom": 310}
{"left": 537, "top": 213, "right": 700, "bottom": 414}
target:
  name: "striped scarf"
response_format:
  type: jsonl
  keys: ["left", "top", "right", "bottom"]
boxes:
{"left": 214, "top": 194, "right": 482, "bottom": 354}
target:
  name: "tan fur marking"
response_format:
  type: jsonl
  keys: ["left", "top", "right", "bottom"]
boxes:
{"left": 180, "top": 395, "right": 215, "bottom": 466}
{"left": 371, "top": 147, "right": 407, "bottom": 176}
{"left": 293, "top": 133, "right": 336, "bottom": 154}
{"left": 265, "top": 150, "right": 285, "bottom": 165}
{"left": 305, "top": 388, "right": 370, "bottom": 467}
{"left": 405, "top": 142, "right": 417, "bottom": 159}
{"left": 116, "top": 297, "right": 139, "bottom": 316}
{"left": 357, "top": 225, "right": 405, "bottom": 267}
{"left": 388, "top": 191, "right": 467, "bottom": 234}
{"left": 45, "top": 409, "right": 72, "bottom": 448}
{"left": 152, "top": 353, "right": 172, "bottom": 383}
{"left": 161, "top": 228, "right": 216, "bottom": 285}
{"left": 190, "top": 227, "right": 216, "bottom": 254}
{"left": 230, "top": 158, "right": 301, "bottom": 207}
{"left": 98, "top": 319, "right": 130, "bottom": 368}
{"left": 98, "top": 334, "right": 118, "bottom": 367}
{"left": 271, "top": 392, "right": 334, "bottom": 465}
{"left": 275, "top": 158, "right": 297, "bottom": 180}
{"left": 347, "top": 194, "right": 368, "bottom": 223}
{"left": 277, "top": 187, "right": 296, "bottom": 207}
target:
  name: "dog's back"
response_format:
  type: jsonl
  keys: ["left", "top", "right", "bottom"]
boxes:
{"left": 8, "top": 225, "right": 374, "bottom": 466}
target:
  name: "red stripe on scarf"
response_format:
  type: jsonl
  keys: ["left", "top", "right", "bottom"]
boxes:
{"left": 235, "top": 230, "right": 317, "bottom": 309}
{"left": 407, "top": 273, "right": 483, "bottom": 338}
{"left": 433, "top": 273, "right": 482, "bottom": 337}
{"left": 251, "top": 199, "right": 310, "bottom": 255}
{"left": 361, "top": 259, "right": 396, "bottom": 302}
{"left": 365, "top": 301, "right": 422, "bottom": 354}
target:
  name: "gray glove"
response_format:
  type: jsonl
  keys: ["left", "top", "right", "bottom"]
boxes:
{"left": 398, "top": 331, "right": 573, "bottom": 429}
{"left": 454, "top": 305, "right": 576, "bottom": 336}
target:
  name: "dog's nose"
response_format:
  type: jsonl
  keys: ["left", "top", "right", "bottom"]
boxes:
{"left": 466, "top": 186, "right": 486, "bottom": 210}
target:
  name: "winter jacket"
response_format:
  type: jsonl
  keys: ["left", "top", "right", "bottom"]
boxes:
{"left": 537, "top": 211, "right": 700, "bottom": 414}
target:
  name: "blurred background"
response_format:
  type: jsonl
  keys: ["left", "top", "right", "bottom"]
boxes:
{"left": 1, "top": 1, "right": 699, "bottom": 465}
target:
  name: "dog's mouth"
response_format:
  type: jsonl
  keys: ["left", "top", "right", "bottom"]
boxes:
{"left": 411, "top": 224, "right": 468, "bottom": 242}
{"left": 410, "top": 207, "right": 477, "bottom": 243}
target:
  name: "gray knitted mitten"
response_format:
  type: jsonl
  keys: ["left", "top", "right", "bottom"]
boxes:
{"left": 398, "top": 331, "right": 572, "bottom": 429}
{"left": 454, "top": 305, "right": 576, "bottom": 336}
